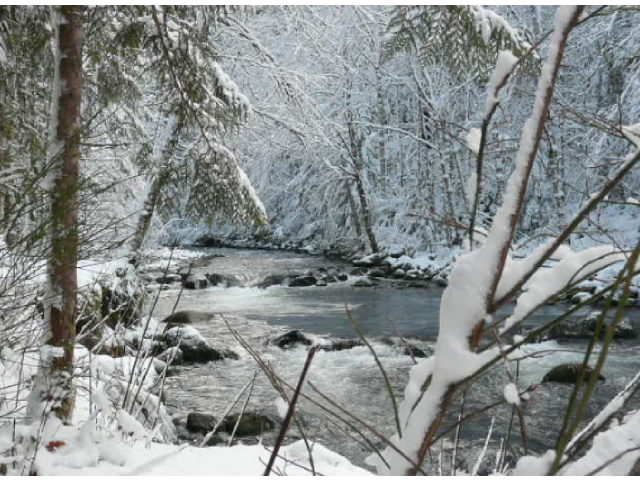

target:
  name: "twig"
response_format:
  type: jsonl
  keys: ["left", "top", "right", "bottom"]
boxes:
{"left": 264, "top": 346, "right": 317, "bottom": 476}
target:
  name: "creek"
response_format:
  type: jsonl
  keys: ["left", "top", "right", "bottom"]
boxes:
{"left": 146, "top": 247, "right": 640, "bottom": 472}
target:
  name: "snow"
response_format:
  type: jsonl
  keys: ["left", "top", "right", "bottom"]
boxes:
{"left": 40, "top": 440, "right": 371, "bottom": 476}
{"left": 502, "top": 245, "right": 625, "bottom": 332}
{"left": 466, "top": 127, "right": 481, "bottom": 155}
{"left": 622, "top": 123, "right": 640, "bottom": 148}
{"left": 484, "top": 50, "right": 518, "bottom": 116}
{"left": 567, "top": 371, "right": 640, "bottom": 454}
{"left": 503, "top": 382, "right": 520, "bottom": 406}
{"left": 466, "top": 172, "right": 478, "bottom": 210}
{"left": 562, "top": 410, "right": 640, "bottom": 475}
{"left": 513, "top": 449, "right": 555, "bottom": 475}
{"left": 2, "top": 340, "right": 369, "bottom": 476}
{"left": 274, "top": 396, "right": 289, "bottom": 420}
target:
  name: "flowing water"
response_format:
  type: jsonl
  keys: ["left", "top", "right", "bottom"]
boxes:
{"left": 145, "top": 248, "right": 640, "bottom": 472}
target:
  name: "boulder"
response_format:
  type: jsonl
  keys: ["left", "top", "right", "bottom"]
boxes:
{"left": 183, "top": 277, "right": 209, "bottom": 290}
{"left": 186, "top": 412, "right": 217, "bottom": 433}
{"left": 405, "top": 269, "right": 421, "bottom": 280}
{"left": 349, "top": 267, "right": 366, "bottom": 277}
{"left": 434, "top": 275, "right": 449, "bottom": 287}
{"left": 571, "top": 292, "right": 593, "bottom": 304}
{"left": 206, "top": 273, "right": 242, "bottom": 288}
{"left": 181, "top": 344, "right": 238, "bottom": 363}
{"left": 289, "top": 276, "right": 317, "bottom": 287}
{"left": 193, "top": 236, "right": 222, "bottom": 248}
{"left": 163, "top": 326, "right": 239, "bottom": 363}
{"left": 336, "top": 273, "right": 349, "bottom": 282}
{"left": 161, "top": 310, "right": 213, "bottom": 326}
{"left": 316, "top": 278, "right": 327, "bottom": 287}
{"left": 156, "top": 274, "right": 182, "bottom": 285}
{"left": 548, "top": 313, "right": 637, "bottom": 340}
{"left": 322, "top": 275, "right": 337, "bottom": 284}
{"left": 318, "top": 339, "right": 363, "bottom": 352}
{"left": 542, "top": 363, "right": 605, "bottom": 384}
{"left": 269, "top": 330, "right": 313, "bottom": 349}
{"left": 388, "top": 245, "right": 406, "bottom": 258}
{"left": 403, "top": 344, "right": 430, "bottom": 358}
{"left": 220, "top": 413, "right": 277, "bottom": 437}
{"left": 157, "top": 346, "right": 184, "bottom": 366}
{"left": 353, "top": 253, "right": 386, "bottom": 267}
{"left": 352, "top": 277, "right": 375, "bottom": 287}
{"left": 368, "top": 267, "right": 388, "bottom": 278}
{"left": 255, "top": 275, "right": 288, "bottom": 289}
{"left": 152, "top": 358, "right": 168, "bottom": 374}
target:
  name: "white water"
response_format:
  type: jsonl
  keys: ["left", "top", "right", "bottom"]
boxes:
{"left": 144, "top": 248, "right": 640, "bottom": 471}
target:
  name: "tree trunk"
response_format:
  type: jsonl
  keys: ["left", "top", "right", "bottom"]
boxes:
{"left": 347, "top": 119, "right": 379, "bottom": 253}
{"left": 29, "top": 6, "right": 84, "bottom": 424}
{"left": 128, "top": 118, "right": 182, "bottom": 265}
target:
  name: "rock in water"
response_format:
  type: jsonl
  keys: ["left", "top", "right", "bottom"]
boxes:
{"left": 318, "top": 339, "right": 363, "bottom": 352}
{"left": 542, "top": 363, "right": 605, "bottom": 384}
{"left": 186, "top": 412, "right": 217, "bottom": 433}
{"left": 183, "top": 276, "right": 209, "bottom": 290}
{"left": 255, "top": 275, "right": 288, "bottom": 288}
{"left": 548, "top": 313, "right": 637, "bottom": 340}
{"left": 352, "top": 277, "right": 375, "bottom": 287}
{"left": 163, "top": 326, "right": 239, "bottom": 363}
{"left": 269, "top": 330, "right": 313, "bottom": 349}
{"left": 289, "top": 275, "right": 317, "bottom": 287}
{"left": 161, "top": 310, "right": 211, "bottom": 326}
{"left": 403, "top": 344, "right": 430, "bottom": 358}
{"left": 220, "top": 413, "right": 277, "bottom": 436}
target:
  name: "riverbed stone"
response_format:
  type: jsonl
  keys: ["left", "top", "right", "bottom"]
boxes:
{"left": 255, "top": 275, "right": 288, "bottom": 288}
{"left": 220, "top": 413, "right": 277, "bottom": 437}
{"left": 368, "top": 267, "right": 388, "bottom": 278}
{"left": 434, "top": 275, "right": 449, "bottom": 287}
{"left": 155, "top": 273, "right": 183, "bottom": 285}
{"left": 163, "top": 326, "right": 239, "bottom": 363}
{"left": 161, "top": 310, "right": 213, "bottom": 326}
{"left": 570, "top": 291, "right": 592, "bottom": 304}
{"left": 547, "top": 313, "right": 637, "bottom": 340}
{"left": 392, "top": 269, "right": 406, "bottom": 279}
{"left": 289, "top": 275, "right": 317, "bottom": 287}
{"left": 269, "top": 329, "right": 314, "bottom": 349}
{"left": 349, "top": 267, "right": 366, "bottom": 277}
{"left": 337, "top": 273, "right": 349, "bottom": 282}
{"left": 318, "top": 339, "right": 363, "bottom": 352}
{"left": 353, "top": 253, "right": 386, "bottom": 267}
{"left": 183, "top": 276, "right": 209, "bottom": 290}
{"left": 186, "top": 412, "right": 217, "bottom": 433}
{"left": 542, "top": 363, "right": 605, "bottom": 384}
{"left": 403, "top": 344, "right": 431, "bottom": 358}
{"left": 388, "top": 245, "right": 406, "bottom": 258}
{"left": 157, "top": 346, "right": 184, "bottom": 366}
{"left": 352, "top": 277, "right": 375, "bottom": 287}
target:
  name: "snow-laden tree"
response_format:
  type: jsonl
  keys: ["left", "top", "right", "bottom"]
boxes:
{"left": 367, "top": 6, "right": 640, "bottom": 474}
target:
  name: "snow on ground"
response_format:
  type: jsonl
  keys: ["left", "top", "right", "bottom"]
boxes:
{"left": 43, "top": 439, "right": 371, "bottom": 476}
{"left": 1, "top": 328, "right": 370, "bottom": 477}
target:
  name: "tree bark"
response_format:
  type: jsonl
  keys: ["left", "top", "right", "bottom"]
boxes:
{"left": 38, "top": 5, "right": 84, "bottom": 423}
{"left": 347, "top": 119, "right": 379, "bottom": 253}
